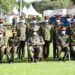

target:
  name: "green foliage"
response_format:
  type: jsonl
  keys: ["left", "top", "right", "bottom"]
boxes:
{"left": 71, "top": 0, "right": 75, "bottom": 4}
{"left": 0, "top": 0, "right": 74, "bottom": 14}
{"left": 0, "top": 0, "right": 16, "bottom": 12}
{"left": 36, "top": 16, "right": 44, "bottom": 21}
{"left": 32, "top": 0, "right": 71, "bottom": 13}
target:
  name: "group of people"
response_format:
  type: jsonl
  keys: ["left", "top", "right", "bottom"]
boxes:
{"left": 0, "top": 14, "right": 75, "bottom": 63}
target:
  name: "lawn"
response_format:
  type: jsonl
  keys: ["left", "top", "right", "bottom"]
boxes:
{"left": 0, "top": 30, "right": 75, "bottom": 75}
{"left": 0, "top": 60, "right": 75, "bottom": 75}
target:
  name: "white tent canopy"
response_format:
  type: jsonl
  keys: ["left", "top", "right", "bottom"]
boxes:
{"left": 67, "top": 7, "right": 75, "bottom": 15}
{"left": 43, "top": 9, "right": 67, "bottom": 17}
{"left": 22, "top": 6, "right": 27, "bottom": 15}
{"left": 54, "top": 9, "right": 67, "bottom": 16}
{"left": 43, "top": 10, "right": 53, "bottom": 17}
{"left": 26, "top": 4, "right": 42, "bottom": 16}
{"left": 12, "top": 7, "right": 18, "bottom": 15}
{"left": 24, "top": 0, "right": 42, "bottom": 3}
{"left": 16, "top": 0, "right": 42, "bottom": 3}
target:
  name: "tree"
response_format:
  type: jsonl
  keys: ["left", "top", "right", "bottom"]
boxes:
{"left": 0, "top": 0, "right": 16, "bottom": 12}
{"left": 32, "top": 0, "right": 71, "bottom": 13}
{"left": 71, "top": 0, "right": 75, "bottom": 4}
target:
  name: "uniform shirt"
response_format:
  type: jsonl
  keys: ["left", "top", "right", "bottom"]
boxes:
{"left": 33, "top": 25, "right": 40, "bottom": 32}
{"left": 71, "top": 34, "right": 75, "bottom": 45}
{"left": 30, "top": 22, "right": 40, "bottom": 32}
{"left": 42, "top": 24, "right": 52, "bottom": 41}
{"left": 0, "top": 38, "right": 4, "bottom": 47}
{"left": 57, "top": 34, "right": 69, "bottom": 47}
{"left": 20, "top": 25, "right": 26, "bottom": 41}
{"left": 28, "top": 35, "right": 44, "bottom": 46}
{"left": 8, "top": 37, "right": 19, "bottom": 47}
{"left": 0, "top": 26, "right": 6, "bottom": 44}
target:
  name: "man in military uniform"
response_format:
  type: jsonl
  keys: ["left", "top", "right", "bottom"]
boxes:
{"left": 70, "top": 27, "right": 75, "bottom": 59}
{"left": 52, "top": 15, "right": 62, "bottom": 58}
{"left": 0, "top": 30, "right": 5, "bottom": 63}
{"left": 12, "top": 16, "right": 17, "bottom": 30}
{"left": 56, "top": 26, "right": 70, "bottom": 60}
{"left": 41, "top": 16, "right": 53, "bottom": 58}
{"left": 6, "top": 30, "right": 19, "bottom": 63}
{"left": 18, "top": 16, "right": 27, "bottom": 60}
{"left": 0, "top": 14, "right": 6, "bottom": 62}
{"left": 0, "top": 15, "right": 6, "bottom": 45}
{"left": 28, "top": 16, "right": 40, "bottom": 37}
{"left": 28, "top": 31, "right": 45, "bottom": 62}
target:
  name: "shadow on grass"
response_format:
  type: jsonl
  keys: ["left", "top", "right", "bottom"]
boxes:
{"left": 0, "top": 57, "right": 75, "bottom": 64}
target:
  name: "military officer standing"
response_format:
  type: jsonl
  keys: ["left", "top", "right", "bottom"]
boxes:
{"left": 52, "top": 15, "right": 62, "bottom": 58}
{"left": 18, "top": 16, "right": 27, "bottom": 60}
{"left": 12, "top": 16, "right": 17, "bottom": 30}
{"left": 42, "top": 16, "right": 53, "bottom": 58}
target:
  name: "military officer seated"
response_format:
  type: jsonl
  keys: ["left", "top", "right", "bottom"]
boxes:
{"left": 56, "top": 26, "right": 70, "bottom": 61}
{"left": 6, "top": 30, "right": 19, "bottom": 63}
{"left": 70, "top": 28, "right": 75, "bottom": 59}
{"left": 27, "top": 31, "right": 45, "bottom": 62}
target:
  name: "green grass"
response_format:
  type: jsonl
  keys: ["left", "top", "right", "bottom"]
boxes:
{"left": 0, "top": 61, "right": 75, "bottom": 75}
{"left": 0, "top": 30, "right": 75, "bottom": 75}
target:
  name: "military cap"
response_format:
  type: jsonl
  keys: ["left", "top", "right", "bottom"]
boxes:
{"left": 12, "top": 30, "right": 17, "bottom": 33}
{"left": 60, "top": 26, "right": 67, "bottom": 31}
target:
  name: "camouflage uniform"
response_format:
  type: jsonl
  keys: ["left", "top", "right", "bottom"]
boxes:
{"left": 6, "top": 31, "right": 19, "bottom": 63}
{"left": 28, "top": 32, "right": 45, "bottom": 62}
{"left": 18, "top": 24, "right": 27, "bottom": 60}
{"left": 0, "top": 30, "right": 5, "bottom": 62}
{"left": 0, "top": 21, "right": 7, "bottom": 44}
{"left": 0, "top": 36, "right": 5, "bottom": 62}
{"left": 70, "top": 28, "right": 75, "bottom": 58}
{"left": 41, "top": 21, "right": 53, "bottom": 58}
{"left": 56, "top": 29, "right": 70, "bottom": 60}
{"left": 52, "top": 25, "right": 60, "bottom": 58}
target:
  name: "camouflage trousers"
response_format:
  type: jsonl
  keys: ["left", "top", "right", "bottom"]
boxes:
{"left": 28, "top": 46, "right": 43, "bottom": 61}
{"left": 57, "top": 45, "right": 70, "bottom": 60}
{"left": 6, "top": 46, "right": 18, "bottom": 62}
{"left": 0, "top": 45, "right": 6, "bottom": 62}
